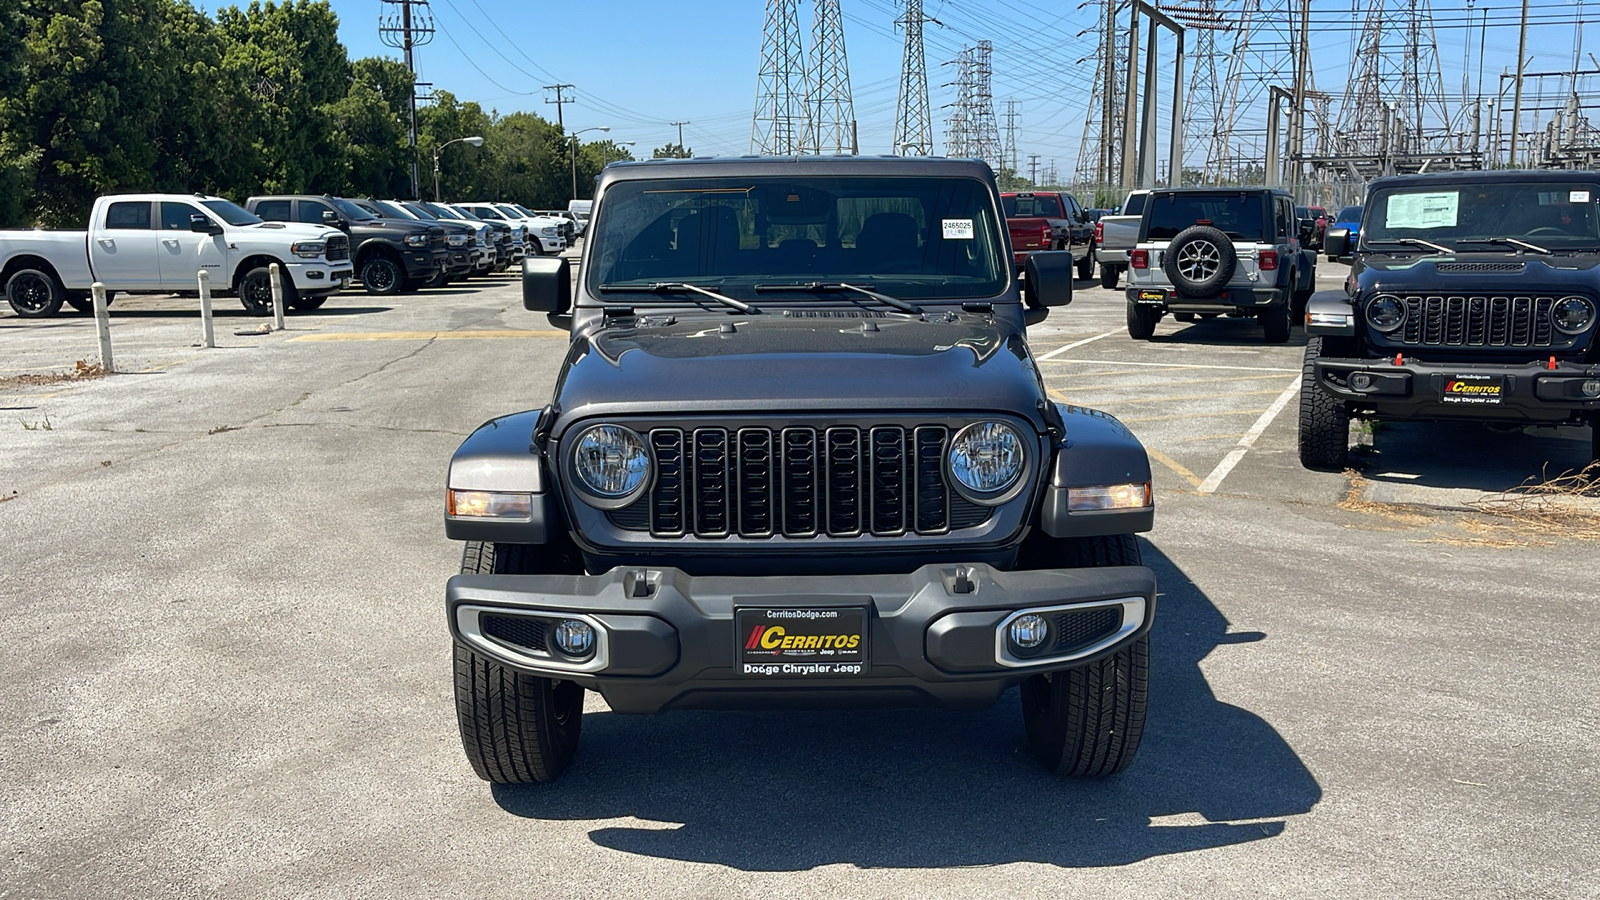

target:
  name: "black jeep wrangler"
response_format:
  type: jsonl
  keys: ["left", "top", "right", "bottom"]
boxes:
{"left": 1302, "top": 170, "right": 1600, "bottom": 468}
{"left": 442, "top": 157, "right": 1160, "bottom": 783}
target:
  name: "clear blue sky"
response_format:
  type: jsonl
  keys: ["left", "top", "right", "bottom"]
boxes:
{"left": 198, "top": 0, "right": 1597, "bottom": 177}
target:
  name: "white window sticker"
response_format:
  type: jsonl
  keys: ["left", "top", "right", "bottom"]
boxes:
{"left": 1572, "top": 190, "right": 1591, "bottom": 203}
{"left": 942, "top": 218, "right": 974, "bottom": 239}
{"left": 1385, "top": 192, "right": 1459, "bottom": 229}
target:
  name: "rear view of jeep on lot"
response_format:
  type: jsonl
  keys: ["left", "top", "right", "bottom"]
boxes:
{"left": 1301, "top": 170, "right": 1600, "bottom": 468}
{"left": 442, "top": 157, "right": 1159, "bottom": 783}
{"left": 1124, "top": 188, "right": 1317, "bottom": 343}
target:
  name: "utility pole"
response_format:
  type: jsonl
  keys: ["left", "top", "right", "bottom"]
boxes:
{"left": 1291, "top": 0, "right": 1309, "bottom": 196}
{"left": 378, "top": 0, "right": 435, "bottom": 199}
{"left": 1511, "top": 0, "right": 1529, "bottom": 166}
{"left": 1120, "top": 2, "right": 1142, "bottom": 188}
{"left": 546, "top": 84, "right": 579, "bottom": 200}
{"left": 671, "top": 121, "right": 691, "bottom": 152}
{"left": 1028, "top": 153, "right": 1040, "bottom": 186}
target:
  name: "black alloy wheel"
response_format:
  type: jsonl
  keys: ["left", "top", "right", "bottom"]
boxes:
{"left": 6, "top": 268, "right": 65, "bottom": 318}
{"left": 236, "top": 266, "right": 282, "bottom": 316}
{"left": 360, "top": 255, "right": 404, "bottom": 296}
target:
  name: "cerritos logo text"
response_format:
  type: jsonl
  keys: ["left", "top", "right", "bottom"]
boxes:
{"left": 1446, "top": 380, "right": 1500, "bottom": 395}
{"left": 744, "top": 625, "right": 862, "bottom": 651}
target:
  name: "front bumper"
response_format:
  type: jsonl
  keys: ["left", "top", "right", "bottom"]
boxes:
{"left": 404, "top": 249, "right": 448, "bottom": 279}
{"left": 1127, "top": 284, "right": 1286, "bottom": 311}
{"left": 285, "top": 261, "right": 353, "bottom": 294}
{"left": 446, "top": 562, "right": 1155, "bottom": 714}
{"left": 1313, "top": 355, "right": 1600, "bottom": 423}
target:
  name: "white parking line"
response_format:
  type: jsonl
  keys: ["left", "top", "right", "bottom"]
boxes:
{"left": 1036, "top": 329, "right": 1121, "bottom": 360}
{"left": 1197, "top": 377, "right": 1303, "bottom": 494}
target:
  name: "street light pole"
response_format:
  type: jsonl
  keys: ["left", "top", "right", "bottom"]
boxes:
{"left": 433, "top": 135, "right": 484, "bottom": 201}
{"left": 569, "top": 126, "right": 611, "bottom": 202}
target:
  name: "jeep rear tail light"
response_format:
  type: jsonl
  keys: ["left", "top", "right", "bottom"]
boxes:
{"left": 1131, "top": 249, "right": 1149, "bottom": 269}
{"left": 1259, "top": 250, "right": 1279, "bottom": 270}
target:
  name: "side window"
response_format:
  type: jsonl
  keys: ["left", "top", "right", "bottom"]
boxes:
{"left": 296, "top": 201, "right": 334, "bottom": 225}
{"left": 254, "top": 200, "right": 291, "bottom": 221}
{"left": 105, "top": 202, "right": 152, "bottom": 230}
{"left": 1276, "top": 200, "right": 1291, "bottom": 241}
{"left": 160, "top": 202, "right": 201, "bottom": 231}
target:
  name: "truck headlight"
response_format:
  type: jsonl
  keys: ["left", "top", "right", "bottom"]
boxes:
{"left": 571, "top": 425, "right": 652, "bottom": 508}
{"left": 404, "top": 233, "right": 428, "bottom": 247}
{"left": 947, "top": 421, "right": 1025, "bottom": 504}
{"left": 1365, "top": 294, "right": 1405, "bottom": 332}
{"left": 447, "top": 234, "right": 468, "bottom": 247}
{"left": 541, "top": 226, "right": 558, "bottom": 237}
{"left": 1552, "top": 296, "right": 1595, "bottom": 334}
{"left": 290, "top": 241, "right": 326, "bottom": 259}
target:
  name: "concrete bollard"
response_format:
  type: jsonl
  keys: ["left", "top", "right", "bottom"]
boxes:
{"left": 91, "top": 281, "right": 113, "bottom": 373}
{"left": 197, "top": 270, "right": 215, "bottom": 349}
{"left": 269, "top": 263, "right": 286, "bottom": 331}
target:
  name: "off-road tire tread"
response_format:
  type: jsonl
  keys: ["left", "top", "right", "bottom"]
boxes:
{"left": 1298, "top": 337, "right": 1350, "bottom": 469}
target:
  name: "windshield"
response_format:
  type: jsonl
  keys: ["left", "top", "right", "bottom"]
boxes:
{"left": 367, "top": 199, "right": 413, "bottom": 219}
{"left": 1001, "top": 194, "right": 1062, "bottom": 217}
{"left": 1363, "top": 181, "right": 1600, "bottom": 250}
{"left": 467, "top": 206, "right": 504, "bottom": 220}
{"left": 586, "top": 176, "right": 1007, "bottom": 302}
{"left": 200, "top": 199, "right": 261, "bottom": 226}
{"left": 495, "top": 205, "right": 526, "bottom": 219}
{"left": 329, "top": 197, "right": 374, "bottom": 221}
{"left": 1146, "top": 192, "right": 1265, "bottom": 241}
{"left": 1336, "top": 205, "right": 1362, "bottom": 223}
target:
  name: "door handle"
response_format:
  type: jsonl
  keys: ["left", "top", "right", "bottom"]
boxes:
{"left": 98, "top": 238, "right": 114, "bottom": 246}
{"left": 162, "top": 238, "right": 179, "bottom": 246}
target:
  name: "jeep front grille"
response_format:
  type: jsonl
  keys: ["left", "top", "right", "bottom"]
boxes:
{"left": 325, "top": 234, "right": 350, "bottom": 262}
{"left": 608, "top": 424, "right": 991, "bottom": 539}
{"left": 1395, "top": 295, "right": 1558, "bottom": 348}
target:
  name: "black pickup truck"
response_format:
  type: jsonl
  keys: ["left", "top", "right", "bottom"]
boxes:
{"left": 1301, "top": 170, "right": 1600, "bottom": 467}
{"left": 442, "top": 156, "right": 1159, "bottom": 783}
{"left": 245, "top": 195, "right": 448, "bottom": 295}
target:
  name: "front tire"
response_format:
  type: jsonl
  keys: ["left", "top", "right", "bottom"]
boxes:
{"left": 1127, "top": 299, "right": 1160, "bottom": 340}
{"left": 1020, "top": 535, "right": 1148, "bottom": 777}
{"left": 290, "top": 294, "right": 327, "bottom": 311}
{"left": 1298, "top": 337, "right": 1351, "bottom": 470}
{"left": 359, "top": 254, "right": 404, "bottom": 296}
{"left": 6, "top": 267, "right": 65, "bottom": 318}
{"left": 1077, "top": 254, "right": 1094, "bottom": 280}
{"left": 236, "top": 265, "right": 293, "bottom": 316}
{"left": 453, "top": 541, "right": 584, "bottom": 784}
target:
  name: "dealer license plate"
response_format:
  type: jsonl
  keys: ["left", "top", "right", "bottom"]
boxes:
{"left": 1139, "top": 290, "right": 1167, "bottom": 301}
{"left": 1441, "top": 373, "right": 1505, "bottom": 405}
{"left": 735, "top": 606, "right": 868, "bottom": 677}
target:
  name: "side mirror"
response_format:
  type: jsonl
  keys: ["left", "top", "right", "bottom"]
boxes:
{"left": 189, "top": 214, "right": 222, "bottom": 235}
{"left": 1324, "top": 227, "right": 1350, "bottom": 260}
{"left": 522, "top": 256, "right": 571, "bottom": 313}
{"left": 321, "top": 210, "right": 349, "bottom": 230}
{"left": 1022, "top": 251, "right": 1075, "bottom": 310}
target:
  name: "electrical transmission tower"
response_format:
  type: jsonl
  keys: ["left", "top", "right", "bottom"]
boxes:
{"left": 1075, "top": 0, "right": 1128, "bottom": 192}
{"left": 1004, "top": 100, "right": 1020, "bottom": 178}
{"left": 944, "top": 47, "right": 976, "bottom": 159}
{"left": 801, "top": 0, "right": 857, "bottom": 154}
{"left": 378, "top": 0, "right": 434, "bottom": 198}
{"left": 1334, "top": 0, "right": 1455, "bottom": 166}
{"left": 893, "top": 0, "right": 936, "bottom": 155}
{"left": 970, "top": 41, "right": 1003, "bottom": 170}
{"left": 1160, "top": 1, "right": 1231, "bottom": 182}
{"left": 751, "top": 0, "right": 807, "bottom": 154}
{"left": 1216, "top": 0, "right": 1306, "bottom": 185}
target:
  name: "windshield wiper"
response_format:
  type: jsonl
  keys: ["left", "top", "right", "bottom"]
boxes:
{"left": 1455, "top": 236, "right": 1552, "bottom": 255}
{"left": 1367, "top": 237, "right": 1455, "bottom": 254}
{"left": 597, "top": 282, "right": 757, "bottom": 313}
{"left": 752, "top": 281, "right": 923, "bottom": 314}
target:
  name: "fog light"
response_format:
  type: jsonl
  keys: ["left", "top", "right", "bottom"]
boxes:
{"left": 553, "top": 620, "right": 595, "bottom": 656}
{"left": 1350, "top": 372, "right": 1373, "bottom": 390}
{"left": 1584, "top": 380, "right": 1600, "bottom": 398}
{"left": 1009, "top": 614, "right": 1048, "bottom": 649}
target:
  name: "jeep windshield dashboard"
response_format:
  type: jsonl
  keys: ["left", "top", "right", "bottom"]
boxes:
{"left": 584, "top": 175, "right": 1007, "bottom": 302}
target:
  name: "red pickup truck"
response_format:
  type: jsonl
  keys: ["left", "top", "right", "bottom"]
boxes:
{"left": 1002, "top": 191, "right": 1095, "bottom": 279}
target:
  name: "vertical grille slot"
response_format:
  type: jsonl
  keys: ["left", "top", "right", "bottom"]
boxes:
{"left": 692, "top": 428, "right": 730, "bottom": 537}
{"left": 736, "top": 428, "right": 775, "bottom": 537}
{"left": 914, "top": 425, "right": 951, "bottom": 533}
{"left": 780, "top": 428, "right": 819, "bottom": 536}
{"left": 649, "top": 429, "right": 685, "bottom": 536}
{"left": 825, "top": 427, "right": 863, "bottom": 536}
{"left": 869, "top": 426, "right": 908, "bottom": 535}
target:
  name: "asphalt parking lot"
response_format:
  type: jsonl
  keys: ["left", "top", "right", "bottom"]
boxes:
{"left": 2, "top": 259, "right": 1598, "bottom": 898}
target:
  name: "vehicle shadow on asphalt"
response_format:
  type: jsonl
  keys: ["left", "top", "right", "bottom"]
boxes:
{"left": 490, "top": 542, "right": 1322, "bottom": 869}
{"left": 1149, "top": 319, "right": 1312, "bottom": 348}
{"left": 1356, "top": 420, "right": 1595, "bottom": 491}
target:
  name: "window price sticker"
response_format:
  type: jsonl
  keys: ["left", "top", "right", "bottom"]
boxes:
{"left": 942, "top": 218, "right": 974, "bottom": 239}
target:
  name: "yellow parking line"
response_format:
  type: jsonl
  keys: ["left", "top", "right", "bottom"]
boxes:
{"left": 1119, "top": 408, "right": 1270, "bottom": 423}
{"left": 1146, "top": 447, "right": 1202, "bottom": 489}
{"left": 287, "top": 330, "right": 567, "bottom": 342}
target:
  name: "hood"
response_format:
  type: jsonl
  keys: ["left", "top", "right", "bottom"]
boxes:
{"left": 551, "top": 312, "right": 1047, "bottom": 430}
{"left": 1355, "top": 253, "right": 1600, "bottom": 295}
{"left": 248, "top": 221, "right": 340, "bottom": 242}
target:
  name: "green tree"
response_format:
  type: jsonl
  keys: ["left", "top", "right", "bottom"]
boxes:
{"left": 652, "top": 142, "right": 692, "bottom": 159}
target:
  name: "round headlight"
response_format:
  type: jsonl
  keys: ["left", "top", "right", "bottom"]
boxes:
{"left": 1552, "top": 296, "right": 1595, "bottom": 334}
{"left": 947, "top": 421, "right": 1025, "bottom": 503}
{"left": 571, "top": 425, "right": 651, "bottom": 506}
{"left": 1366, "top": 294, "right": 1405, "bottom": 332}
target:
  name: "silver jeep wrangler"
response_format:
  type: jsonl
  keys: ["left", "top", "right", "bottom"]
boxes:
{"left": 1123, "top": 188, "right": 1317, "bottom": 343}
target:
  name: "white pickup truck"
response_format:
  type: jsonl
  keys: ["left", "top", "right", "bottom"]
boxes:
{"left": 1, "top": 193, "right": 353, "bottom": 318}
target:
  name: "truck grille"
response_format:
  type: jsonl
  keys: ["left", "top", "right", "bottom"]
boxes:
{"left": 1395, "top": 295, "right": 1558, "bottom": 348}
{"left": 325, "top": 234, "right": 350, "bottom": 261}
{"left": 608, "top": 424, "right": 992, "bottom": 539}
{"left": 428, "top": 227, "right": 447, "bottom": 248}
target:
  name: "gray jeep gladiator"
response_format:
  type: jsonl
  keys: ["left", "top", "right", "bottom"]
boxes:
{"left": 443, "top": 157, "right": 1158, "bottom": 783}
{"left": 1303, "top": 170, "right": 1600, "bottom": 468}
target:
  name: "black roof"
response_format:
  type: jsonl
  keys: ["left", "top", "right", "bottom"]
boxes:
{"left": 1369, "top": 169, "right": 1600, "bottom": 190}
{"left": 597, "top": 155, "right": 997, "bottom": 187}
